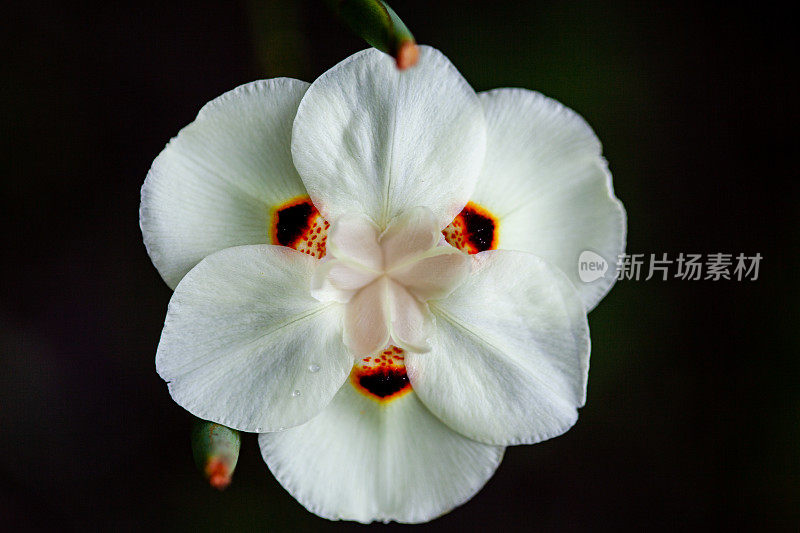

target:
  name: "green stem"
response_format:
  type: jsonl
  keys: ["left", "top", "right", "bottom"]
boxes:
{"left": 324, "top": 0, "right": 419, "bottom": 68}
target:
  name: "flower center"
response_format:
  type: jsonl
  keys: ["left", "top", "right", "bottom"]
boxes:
{"left": 310, "top": 206, "right": 471, "bottom": 356}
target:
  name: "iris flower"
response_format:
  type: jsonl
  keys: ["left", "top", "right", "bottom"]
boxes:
{"left": 141, "top": 46, "right": 625, "bottom": 523}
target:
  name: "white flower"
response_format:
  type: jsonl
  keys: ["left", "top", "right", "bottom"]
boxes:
{"left": 141, "top": 46, "right": 625, "bottom": 523}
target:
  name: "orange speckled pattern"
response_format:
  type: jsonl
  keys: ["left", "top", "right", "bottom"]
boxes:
{"left": 270, "top": 196, "right": 329, "bottom": 259}
{"left": 442, "top": 201, "right": 498, "bottom": 254}
{"left": 350, "top": 346, "right": 412, "bottom": 402}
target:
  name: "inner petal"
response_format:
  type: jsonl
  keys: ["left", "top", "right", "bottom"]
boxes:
{"left": 387, "top": 279, "right": 433, "bottom": 353}
{"left": 327, "top": 215, "right": 383, "bottom": 271}
{"left": 344, "top": 277, "right": 390, "bottom": 356}
{"left": 380, "top": 206, "right": 441, "bottom": 269}
{"left": 389, "top": 246, "right": 470, "bottom": 301}
{"left": 310, "top": 259, "right": 378, "bottom": 303}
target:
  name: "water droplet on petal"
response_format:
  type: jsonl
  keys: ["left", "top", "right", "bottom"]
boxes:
{"left": 292, "top": 390, "right": 301, "bottom": 397}
{"left": 308, "top": 364, "right": 320, "bottom": 373}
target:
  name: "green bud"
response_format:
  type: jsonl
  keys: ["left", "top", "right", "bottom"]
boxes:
{"left": 324, "top": 0, "right": 419, "bottom": 69}
{"left": 191, "top": 418, "right": 241, "bottom": 490}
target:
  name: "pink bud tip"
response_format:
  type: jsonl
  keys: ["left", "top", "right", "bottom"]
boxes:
{"left": 205, "top": 458, "right": 232, "bottom": 490}
{"left": 396, "top": 41, "right": 419, "bottom": 70}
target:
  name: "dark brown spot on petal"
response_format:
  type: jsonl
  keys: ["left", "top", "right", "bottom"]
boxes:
{"left": 443, "top": 201, "right": 499, "bottom": 254}
{"left": 357, "top": 368, "right": 409, "bottom": 398}
{"left": 270, "top": 196, "right": 328, "bottom": 258}
{"left": 351, "top": 346, "right": 412, "bottom": 402}
{"left": 273, "top": 199, "right": 313, "bottom": 246}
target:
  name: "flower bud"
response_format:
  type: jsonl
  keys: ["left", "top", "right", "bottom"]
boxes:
{"left": 325, "top": 0, "right": 419, "bottom": 69}
{"left": 191, "top": 419, "right": 241, "bottom": 490}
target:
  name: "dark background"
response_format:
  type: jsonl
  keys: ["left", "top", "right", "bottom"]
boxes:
{"left": 2, "top": 1, "right": 796, "bottom": 530}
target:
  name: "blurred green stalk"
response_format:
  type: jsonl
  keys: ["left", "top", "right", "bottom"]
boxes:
{"left": 324, "top": 0, "right": 419, "bottom": 68}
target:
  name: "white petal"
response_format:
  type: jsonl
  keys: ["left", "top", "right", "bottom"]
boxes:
{"left": 379, "top": 206, "right": 440, "bottom": 268}
{"left": 389, "top": 246, "right": 471, "bottom": 301}
{"left": 156, "top": 245, "right": 351, "bottom": 432}
{"left": 344, "top": 278, "right": 390, "bottom": 356}
{"left": 310, "top": 259, "right": 378, "bottom": 303}
{"left": 406, "top": 250, "right": 590, "bottom": 446}
{"left": 326, "top": 215, "right": 383, "bottom": 271}
{"left": 259, "top": 383, "right": 504, "bottom": 524}
{"left": 387, "top": 280, "right": 433, "bottom": 353}
{"left": 291, "top": 46, "right": 486, "bottom": 230}
{"left": 141, "top": 78, "right": 311, "bottom": 289}
{"left": 471, "top": 89, "right": 626, "bottom": 310}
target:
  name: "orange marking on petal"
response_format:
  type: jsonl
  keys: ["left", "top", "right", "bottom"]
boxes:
{"left": 351, "top": 346, "right": 411, "bottom": 403}
{"left": 270, "top": 196, "right": 329, "bottom": 259}
{"left": 443, "top": 201, "right": 498, "bottom": 254}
